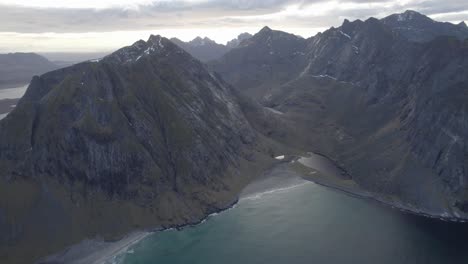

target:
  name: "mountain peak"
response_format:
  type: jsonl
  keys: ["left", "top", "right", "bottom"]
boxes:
{"left": 396, "top": 10, "right": 432, "bottom": 22}
{"left": 190, "top": 36, "right": 217, "bottom": 46}
{"left": 458, "top": 21, "right": 467, "bottom": 28}
{"left": 238, "top": 32, "right": 253, "bottom": 39}
{"left": 147, "top": 35, "right": 171, "bottom": 51}
{"left": 106, "top": 35, "right": 177, "bottom": 64}
{"left": 403, "top": 10, "right": 420, "bottom": 15}
{"left": 148, "top": 34, "right": 163, "bottom": 43}
{"left": 260, "top": 26, "right": 272, "bottom": 33}
{"left": 381, "top": 10, "right": 468, "bottom": 42}
{"left": 226, "top": 33, "right": 253, "bottom": 49}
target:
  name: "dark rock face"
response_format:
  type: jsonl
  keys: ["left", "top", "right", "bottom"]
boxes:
{"left": 0, "top": 35, "right": 269, "bottom": 264}
{"left": 283, "top": 20, "right": 468, "bottom": 215}
{"left": 381, "top": 10, "right": 468, "bottom": 42}
{"left": 212, "top": 15, "right": 468, "bottom": 217}
{"left": 0, "top": 53, "right": 58, "bottom": 88}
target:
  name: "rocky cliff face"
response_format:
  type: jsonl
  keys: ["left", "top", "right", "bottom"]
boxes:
{"left": 213, "top": 12, "right": 468, "bottom": 218}
{"left": 0, "top": 35, "right": 271, "bottom": 264}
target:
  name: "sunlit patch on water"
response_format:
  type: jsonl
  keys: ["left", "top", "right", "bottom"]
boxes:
{"left": 0, "top": 84, "right": 28, "bottom": 100}
{"left": 241, "top": 181, "right": 312, "bottom": 201}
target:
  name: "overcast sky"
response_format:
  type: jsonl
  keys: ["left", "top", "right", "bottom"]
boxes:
{"left": 0, "top": 0, "right": 467, "bottom": 53}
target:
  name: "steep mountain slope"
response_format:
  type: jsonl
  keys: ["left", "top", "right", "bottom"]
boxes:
{"left": 0, "top": 53, "right": 58, "bottom": 88}
{"left": 210, "top": 27, "right": 308, "bottom": 100}
{"left": 382, "top": 10, "right": 468, "bottom": 42}
{"left": 212, "top": 14, "right": 468, "bottom": 219}
{"left": 0, "top": 35, "right": 273, "bottom": 264}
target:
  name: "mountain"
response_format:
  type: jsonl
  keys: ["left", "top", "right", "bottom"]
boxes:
{"left": 170, "top": 36, "right": 230, "bottom": 62}
{"left": 171, "top": 33, "right": 253, "bottom": 62}
{"left": 226, "top": 33, "right": 253, "bottom": 49}
{"left": 212, "top": 14, "right": 468, "bottom": 218}
{"left": 0, "top": 53, "right": 58, "bottom": 88}
{"left": 2, "top": 10, "right": 468, "bottom": 264}
{"left": 210, "top": 27, "right": 308, "bottom": 100}
{"left": 382, "top": 10, "right": 468, "bottom": 42}
{"left": 0, "top": 35, "right": 274, "bottom": 264}
{"left": 39, "top": 52, "right": 111, "bottom": 67}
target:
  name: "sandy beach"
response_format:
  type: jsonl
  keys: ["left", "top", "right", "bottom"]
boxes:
{"left": 38, "top": 232, "right": 150, "bottom": 264}
{"left": 38, "top": 161, "right": 305, "bottom": 264}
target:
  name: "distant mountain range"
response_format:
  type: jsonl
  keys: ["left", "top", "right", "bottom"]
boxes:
{"left": 170, "top": 33, "right": 252, "bottom": 62}
{"left": 0, "top": 53, "right": 58, "bottom": 88}
{"left": 1, "top": 10, "right": 468, "bottom": 264}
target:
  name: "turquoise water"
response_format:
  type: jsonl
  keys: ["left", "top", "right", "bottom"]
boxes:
{"left": 114, "top": 167, "right": 468, "bottom": 264}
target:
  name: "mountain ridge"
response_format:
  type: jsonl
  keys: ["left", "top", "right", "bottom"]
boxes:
{"left": 170, "top": 33, "right": 253, "bottom": 62}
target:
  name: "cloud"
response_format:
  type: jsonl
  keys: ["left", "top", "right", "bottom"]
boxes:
{"left": 0, "top": 0, "right": 467, "bottom": 52}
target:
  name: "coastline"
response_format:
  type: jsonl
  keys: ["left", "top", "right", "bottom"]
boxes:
{"left": 39, "top": 152, "right": 468, "bottom": 264}
{"left": 38, "top": 162, "right": 305, "bottom": 264}
{"left": 38, "top": 199, "right": 241, "bottom": 264}
{"left": 291, "top": 153, "right": 468, "bottom": 223}
{"left": 303, "top": 176, "right": 468, "bottom": 223}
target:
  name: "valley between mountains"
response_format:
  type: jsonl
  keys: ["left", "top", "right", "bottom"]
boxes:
{"left": 0, "top": 10, "right": 467, "bottom": 264}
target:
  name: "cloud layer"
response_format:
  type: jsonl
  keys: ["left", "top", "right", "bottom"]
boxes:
{"left": 0, "top": 0, "right": 467, "bottom": 52}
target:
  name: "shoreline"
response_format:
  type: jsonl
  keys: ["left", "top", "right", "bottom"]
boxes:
{"left": 291, "top": 153, "right": 468, "bottom": 223}
{"left": 304, "top": 176, "right": 468, "bottom": 223}
{"left": 39, "top": 198, "right": 241, "bottom": 264}
{"left": 39, "top": 165, "right": 294, "bottom": 264}
{"left": 40, "top": 153, "right": 468, "bottom": 263}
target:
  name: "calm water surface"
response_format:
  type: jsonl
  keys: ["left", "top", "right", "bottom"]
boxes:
{"left": 0, "top": 84, "right": 28, "bottom": 100}
{"left": 111, "top": 165, "right": 468, "bottom": 264}
{"left": 0, "top": 84, "right": 28, "bottom": 120}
